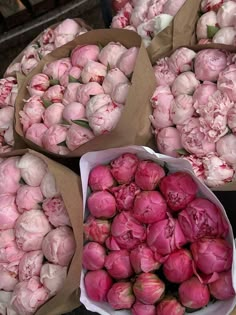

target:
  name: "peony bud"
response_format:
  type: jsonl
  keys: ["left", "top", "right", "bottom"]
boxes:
{"left": 171, "top": 71, "right": 200, "bottom": 97}
{"left": 132, "top": 301, "right": 155, "bottom": 315}
{"left": 82, "top": 242, "right": 106, "bottom": 270}
{"left": 217, "top": 64, "right": 236, "bottom": 102}
{"left": 193, "top": 81, "right": 217, "bottom": 106}
{"left": 0, "top": 107, "right": 14, "bottom": 130}
{"left": 0, "top": 261, "right": 19, "bottom": 291}
{"left": 156, "top": 297, "right": 185, "bottom": 315}
{"left": 117, "top": 47, "right": 139, "bottom": 76}
{"left": 21, "top": 95, "right": 45, "bottom": 126}
{"left": 21, "top": 57, "right": 39, "bottom": 75}
{"left": 110, "top": 153, "right": 139, "bottom": 184}
{"left": 62, "top": 82, "right": 81, "bottom": 106}
{"left": 40, "top": 171, "right": 58, "bottom": 199}
{"left": 196, "top": 11, "right": 217, "bottom": 40}
{"left": 216, "top": 134, "right": 236, "bottom": 165}
{"left": 87, "top": 191, "right": 117, "bottom": 219}
{"left": 77, "top": 82, "right": 104, "bottom": 106}
{"left": 0, "top": 195, "right": 20, "bottom": 230}
{"left": 71, "top": 45, "right": 100, "bottom": 68}
{"left": 209, "top": 270, "right": 235, "bottom": 300}
{"left": 40, "top": 263, "right": 67, "bottom": 296}
{"left": 42, "top": 58, "right": 72, "bottom": 81}
{"left": 88, "top": 165, "right": 115, "bottom": 191}
{"left": 42, "top": 103, "right": 64, "bottom": 127}
{"left": 216, "top": 1, "right": 236, "bottom": 27}
{"left": 102, "top": 68, "right": 129, "bottom": 95}
{"left": 84, "top": 215, "right": 111, "bottom": 244}
{"left": 168, "top": 47, "right": 196, "bottom": 74}
{"left": 42, "top": 196, "right": 71, "bottom": 227}
{"left": 153, "top": 58, "right": 176, "bottom": 86}
{"left": 99, "top": 42, "right": 127, "bottom": 68}
{"left": 42, "top": 124, "right": 68, "bottom": 154}
{"left": 105, "top": 249, "right": 133, "bottom": 279}
{"left": 0, "top": 157, "right": 20, "bottom": 194}
{"left": 213, "top": 27, "right": 236, "bottom": 45}
{"left": 111, "top": 82, "right": 130, "bottom": 104}
{"left": 81, "top": 61, "right": 107, "bottom": 84}
{"left": 170, "top": 94, "right": 194, "bottom": 125}
{"left": 105, "top": 236, "right": 121, "bottom": 251}
{"left": 19, "top": 250, "right": 43, "bottom": 281}
{"left": 228, "top": 104, "right": 236, "bottom": 133}
{"left": 62, "top": 102, "right": 85, "bottom": 122}
{"left": 39, "top": 27, "right": 54, "bottom": 45}
{"left": 0, "top": 77, "right": 17, "bottom": 107}
{"left": 107, "top": 282, "right": 135, "bottom": 309}
{"left": 59, "top": 66, "right": 81, "bottom": 87}
{"left": 16, "top": 185, "right": 43, "bottom": 213}
{"left": 66, "top": 123, "right": 94, "bottom": 151}
{"left": 27, "top": 73, "right": 50, "bottom": 97}
{"left": 183, "top": 155, "right": 205, "bottom": 181}
{"left": 43, "top": 85, "right": 65, "bottom": 103}
{"left": 25, "top": 123, "right": 48, "bottom": 147}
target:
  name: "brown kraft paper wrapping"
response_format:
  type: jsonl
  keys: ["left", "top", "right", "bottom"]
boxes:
{"left": 149, "top": 42, "right": 236, "bottom": 192}
{"left": 147, "top": 0, "right": 201, "bottom": 64}
{"left": 14, "top": 29, "right": 156, "bottom": 158}
{"left": 0, "top": 149, "right": 83, "bottom": 315}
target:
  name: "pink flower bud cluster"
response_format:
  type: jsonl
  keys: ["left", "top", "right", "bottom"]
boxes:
{"left": 83, "top": 153, "right": 234, "bottom": 313}
{"left": 150, "top": 46, "right": 236, "bottom": 188}
{"left": 0, "top": 153, "right": 75, "bottom": 315}
{"left": 20, "top": 42, "right": 139, "bottom": 155}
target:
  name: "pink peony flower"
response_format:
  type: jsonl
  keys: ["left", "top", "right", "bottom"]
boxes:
{"left": 42, "top": 196, "right": 71, "bottom": 227}
{"left": 107, "top": 282, "right": 135, "bottom": 309}
{"left": 99, "top": 42, "right": 127, "bottom": 68}
{"left": 16, "top": 185, "right": 43, "bottom": 213}
{"left": 81, "top": 61, "right": 107, "bottom": 84}
{"left": 171, "top": 71, "right": 200, "bottom": 97}
{"left": 117, "top": 47, "right": 139, "bottom": 76}
{"left": 156, "top": 127, "right": 182, "bottom": 158}
{"left": 0, "top": 77, "right": 18, "bottom": 107}
{"left": 40, "top": 171, "right": 58, "bottom": 199}
{"left": 66, "top": 123, "right": 94, "bottom": 151}
{"left": 170, "top": 94, "right": 194, "bottom": 125}
{"left": 38, "top": 43, "right": 55, "bottom": 57}
{"left": 87, "top": 191, "right": 116, "bottom": 219}
{"left": 62, "top": 102, "right": 85, "bottom": 122}
{"left": 216, "top": 1, "right": 236, "bottom": 27}
{"left": 0, "top": 195, "right": 20, "bottom": 230}
{"left": 216, "top": 133, "right": 236, "bottom": 165}
{"left": 132, "top": 301, "right": 156, "bottom": 315}
{"left": 59, "top": 66, "right": 81, "bottom": 87}
{"left": 0, "top": 157, "right": 20, "bottom": 194}
{"left": 163, "top": 249, "right": 194, "bottom": 283}
{"left": 228, "top": 104, "right": 236, "bottom": 133}
{"left": 201, "top": 0, "right": 226, "bottom": 12}
{"left": 21, "top": 95, "right": 45, "bottom": 128}
{"left": 111, "top": 14, "right": 130, "bottom": 29}
{"left": 178, "top": 198, "right": 229, "bottom": 242}
{"left": 178, "top": 277, "right": 210, "bottom": 309}
{"left": 42, "top": 103, "right": 64, "bottom": 127}
{"left": 84, "top": 269, "right": 113, "bottom": 302}
{"left": 21, "top": 56, "right": 39, "bottom": 76}
{"left": 217, "top": 64, "right": 236, "bottom": 102}
{"left": 88, "top": 165, "right": 115, "bottom": 191}
{"left": 54, "top": 18, "right": 80, "bottom": 36}
{"left": 183, "top": 155, "right": 205, "bottom": 180}
{"left": 25, "top": 123, "right": 48, "bottom": 147}
{"left": 84, "top": 215, "right": 111, "bottom": 244}
{"left": 42, "top": 124, "right": 68, "bottom": 154}
{"left": 40, "top": 263, "right": 67, "bottom": 296}
{"left": 71, "top": 45, "right": 100, "bottom": 68}
{"left": 19, "top": 250, "right": 43, "bottom": 281}
{"left": 0, "top": 261, "right": 19, "bottom": 291}
{"left": 133, "top": 273, "right": 165, "bottom": 304}
{"left": 62, "top": 82, "right": 81, "bottom": 106}
{"left": 27, "top": 74, "right": 50, "bottom": 97}
{"left": 156, "top": 297, "right": 185, "bottom": 315}
{"left": 130, "top": 0, "right": 150, "bottom": 27}
{"left": 196, "top": 11, "right": 217, "bottom": 40}
{"left": 162, "top": 0, "right": 186, "bottom": 15}
{"left": 38, "top": 27, "right": 55, "bottom": 45}
{"left": 42, "top": 226, "right": 75, "bottom": 266}
{"left": 153, "top": 58, "right": 176, "bottom": 86}
{"left": 105, "top": 236, "right": 121, "bottom": 251}
{"left": 0, "top": 106, "right": 14, "bottom": 130}
{"left": 0, "top": 239, "right": 24, "bottom": 264}
{"left": 105, "top": 249, "right": 133, "bottom": 279}
{"left": 213, "top": 27, "right": 236, "bottom": 45}
{"left": 82, "top": 242, "right": 106, "bottom": 270}
{"left": 135, "top": 160, "right": 165, "bottom": 190}
{"left": 168, "top": 47, "right": 196, "bottom": 74}
{"left": 102, "top": 68, "right": 129, "bottom": 95}
{"left": 111, "top": 82, "right": 130, "bottom": 104}
{"left": 209, "top": 270, "right": 235, "bottom": 300}
{"left": 147, "top": 0, "right": 165, "bottom": 19}
{"left": 43, "top": 85, "right": 65, "bottom": 104}
{"left": 110, "top": 153, "right": 139, "bottom": 184}
{"left": 111, "top": 211, "right": 146, "bottom": 250}
{"left": 193, "top": 81, "right": 217, "bottom": 107}
{"left": 42, "top": 58, "right": 72, "bottom": 81}
{"left": 77, "top": 82, "right": 104, "bottom": 106}
{"left": 130, "top": 244, "right": 161, "bottom": 273}
{"left": 194, "top": 49, "right": 227, "bottom": 82}
{"left": 112, "top": 0, "right": 130, "bottom": 12}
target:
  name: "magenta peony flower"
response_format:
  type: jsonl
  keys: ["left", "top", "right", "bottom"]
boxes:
{"left": 88, "top": 165, "right": 115, "bottom": 191}
{"left": 82, "top": 242, "right": 106, "bottom": 270}
{"left": 104, "top": 249, "right": 133, "bottom": 279}
{"left": 107, "top": 282, "right": 135, "bottom": 309}
{"left": 209, "top": 270, "right": 235, "bottom": 300}
{"left": 130, "top": 244, "right": 161, "bottom": 273}
{"left": 131, "top": 301, "right": 156, "bottom": 315}
{"left": 156, "top": 297, "right": 185, "bottom": 315}
{"left": 105, "top": 236, "right": 121, "bottom": 251}
{"left": 84, "top": 215, "right": 111, "bottom": 244}
{"left": 87, "top": 191, "right": 117, "bottom": 219}
{"left": 110, "top": 153, "right": 139, "bottom": 184}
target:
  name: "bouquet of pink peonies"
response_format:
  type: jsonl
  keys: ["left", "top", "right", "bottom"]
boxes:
{"left": 79, "top": 146, "right": 236, "bottom": 315}
{"left": 149, "top": 45, "right": 236, "bottom": 189}
{"left": 15, "top": 29, "right": 155, "bottom": 158}
{"left": 0, "top": 149, "right": 83, "bottom": 315}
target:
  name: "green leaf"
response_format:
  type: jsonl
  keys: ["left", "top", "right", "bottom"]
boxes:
{"left": 163, "top": 162, "right": 169, "bottom": 175}
{"left": 58, "top": 141, "right": 67, "bottom": 147}
{"left": 38, "top": 52, "right": 43, "bottom": 60}
{"left": 175, "top": 148, "right": 189, "bottom": 156}
{"left": 107, "top": 63, "right": 111, "bottom": 72}
{"left": 42, "top": 99, "right": 52, "bottom": 108}
{"left": 50, "top": 79, "right": 60, "bottom": 86}
{"left": 72, "top": 119, "right": 92, "bottom": 130}
{"left": 61, "top": 119, "right": 71, "bottom": 125}
{"left": 19, "top": 178, "right": 26, "bottom": 185}
{"left": 207, "top": 25, "right": 220, "bottom": 39}
{"left": 69, "top": 75, "right": 80, "bottom": 83}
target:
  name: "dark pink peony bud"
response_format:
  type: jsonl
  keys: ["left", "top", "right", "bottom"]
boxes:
{"left": 83, "top": 215, "right": 111, "bottom": 244}
{"left": 88, "top": 165, "right": 115, "bottom": 191}
{"left": 107, "top": 282, "right": 135, "bottom": 310}
{"left": 178, "top": 198, "right": 229, "bottom": 242}
{"left": 87, "top": 191, "right": 116, "bottom": 219}
{"left": 163, "top": 249, "right": 194, "bottom": 283}
{"left": 133, "top": 272, "right": 165, "bottom": 304}
{"left": 109, "top": 182, "right": 141, "bottom": 212}
{"left": 82, "top": 242, "right": 106, "bottom": 270}
{"left": 160, "top": 172, "right": 198, "bottom": 212}
{"left": 156, "top": 297, "right": 185, "bottom": 315}
{"left": 135, "top": 160, "right": 165, "bottom": 190}
{"left": 130, "top": 244, "right": 161, "bottom": 273}
{"left": 131, "top": 301, "right": 155, "bottom": 315}
{"left": 110, "top": 153, "right": 139, "bottom": 184}
{"left": 147, "top": 217, "right": 187, "bottom": 256}
{"left": 209, "top": 270, "right": 235, "bottom": 300}
{"left": 190, "top": 238, "right": 232, "bottom": 275}
{"left": 111, "top": 211, "right": 146, "bottom": 250}
{"left": 104, "top": 249, "right": 133, "bottom": 279}
{"left": 105, "top": 236, "right": 121, "bottom": 251}
{"left": 179, "top": 277, "right": 210, "bottom": 309}
{"left": 84, "top": 270, "right": 113, "bottom": 302}
{"left": 133, "top": 191, "right": 167, "bottom": 224}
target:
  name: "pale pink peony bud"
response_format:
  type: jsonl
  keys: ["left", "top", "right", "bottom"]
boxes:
{"left": 171, "top": 71, "right": 200, "bottom": 97}
{"left": 0, "top": 77, "right": 17, "bottom": 107}
{"left": 54, "top": 34, "right": 75, "bottom": 48}
{"left": 217, "top": 64, "right": 236, "bottom": 102}
{"left": 147, "top": 0, "right": 164, "bottom": 19}
{"left": 43, "top": 85, "right": 65, "bottom": 103}
{"left": 40, "top": 263, "right": 67, "bottom": 296}
{"left": 38, "top": 43, "right": 55, "bottom": 57}
{"left": 107, "top": 282, "right": 135, "bottom": 309}
{"left": 84, "top": 215, "right": 111, "bottom": 244}
{"left": 179, "top": 277, "right": 210, "bottom": 309}
{"left": 228, "top": 104, "right": 236, "bottom": 133}
{"left": 132, "top": 301, "right": 156, "bottom": 315}
{"left": 105, "top": 236, "right": 121, "bottom": 251}
{"left": 15, "top": 209, "right": 51, "bottom": 251}
{"left": 168, "top": 47, "right": 196, "bottom": 74}
{"left": 19, "top": 250, "right": 43, "bottom": 281}
{"left": 133, "top": 272, "right": 165, "bottom": 304}
{"left": 156, "top": 297, "right": 185, "bottom": 315}
{"left": 135, "top": 160, "right": 165, "bottom": 190}
{"left": 42, "top": 226, "right": 75, "bottom": 266}
{"left": 0, "top": 157, "right": 20, "bottom": 194}
{"left": 82, "top": 242, "right": 106, "bottom": 270}
{"left": 62, "top": 83, "right": 81, "bottom": 106}
{"left": 27, "top": 73, "right": 50, "bottom": 97}
{"left": 42, "top": 58, "right": 72, "bottom": 81}
{"left": 196, "top": 11, "right": 217, "bottom": 40}
{"left": 201, "top": 0, "right": 225, "bottom": 12}
{"left": 84, "top": 269, "right": 113, "bottom": 301}
{"left": 112, "top": 0, "right": 130, "bottom": 12}
{"left": 62, "top": 102, "right": 85, "bottom": 121}
{"left": 111, "top": 14, "right": 129, "bottom": 29}
{"left": 130, "top": 1, "right": 150, "bottom": 27}
{"left": 99, "top": 42, "right": 127, "bottom": 68}
{"left": 163, "top": 249, "right": 194, "bottom": 283}
{"left": 156, "top": 127, "right": 182, "bottom": 158}
{"left": 102, "top": 68, "right": 129, "bottom": 95}
{"left": 21, "top": 57, "right": 39, "bottom": 76}
{"left": 147, "top": 217, "right": 187, "bottom": 256}
{"left": 71, "top": 45, "right": 100, "bottom": 68}
{"left": 42, "top": 196, "right": 71, "bottom": 227}
{"left": 109, "top": 182, "right": 141, "bottom": 211}
{"left": 178, "top": 198, "right": 229, "bottom": 242}
{"left": 40, "top": 171, "right": 58, "bottom": 199}
{"left": 105, "top": 249, "right": 133, "bottom": 279}
{"left": 213, "top": 27, "right": 236, "bottom": 45}
{"left": 42, "top": 124, "right": 68, "bottom": 154}
{"left": 16, "top": 185, "right": 43, "bottom": 213}
{"left": 77, "top": 82, "right": 104, "bottom": 106}
{"left": 5, "top": 62, "right": 21, "bottom": 77}
{"left": 153, "top": 58, "right": 176, "bottom": 86}
{"left": 191, "top": 238, "right": 232, "bottom": 275}
{"left": 88, "top": 165, "right": 115, "bottom": 191}
{"left": 117, "top": 47, "right": 139, "bottom": 76}
{"left": 217, "top": 1, "right": 236, "bottom": 27}
{"left": 111, "top": 211, "right": 146, "bottom": 250}
{"left": 54, "top": 18, "right": 80, "bottom": 36}
{"left": 88, "top": 191, "right": 116, "bottom": 219}
{"left": 216, "top": 133, "right": 236, "bottom": 165}
{"left": 0, "top": 195, "right": 20, "bottom": 230}
{"left": 25, "top": 123, "right": 48, "bottom": 147}
{"left": 66, "top": 123, "right": 94, "bottom": 151}
{"left": 183, "top": 155, "right": 205, "bottom": 181}
{"left": 110, "top": 153, "right": 139, "bottom": 184}
{"left": 170, "top": 94, "right": 194, "bottom": 125}
{"left": 0, "top": 244, "right": 24, "bottom": 264}
{"left": 0, "top": 107, "right": 14, "bottom": 131}
{"left": 162, "top": 0, "right": 186, "bottom": 15}
{"left": 209, "top": 270, "right": 235, "bottom": 300}
{"left": 195, "top": 49, "right": 227, "bottom": 82}
{"left": 42, "top": 103, "right": 64, "bottom": 127}
{"left": 0, "top": 261, "right": 19, "bottom": 291}
{"left": 193, "top": 81, "right": 217, "bottom": 106}
{"left": 11, "top": 276, "right": 49, "bottom": 315}
{"left": 59, "top": 66, "right": 81, "bottom": 87}
{"left": 21, "top": 95, "right": 45, "bottom": 126}
{"left": 38, "top": 27, "right": 55, "bottom": 45}
{"left": 130, "top": 244, "right": 161, "bottom": 273}
{"left": 81, "top": 61, "right": 107, "bottom": 84}
{"left": 111, "top": 82, "right": 130, "bottom": 104}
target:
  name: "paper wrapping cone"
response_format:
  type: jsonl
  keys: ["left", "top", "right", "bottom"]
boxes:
{"left": 0, "top": 149, "right": 83, "bottom": 315}
{"left": 14, "top": 29, "right": 156, "bottom": 158}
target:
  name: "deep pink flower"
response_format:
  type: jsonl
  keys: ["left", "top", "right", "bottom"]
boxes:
{"left": 104, "top": 249, "right": 133, "bottom": 279}
{"left": 110, "top": 153, "right": 139, "bottom": 184}
{"left": 83, "top": 215, "right": 111, "bottom": 244}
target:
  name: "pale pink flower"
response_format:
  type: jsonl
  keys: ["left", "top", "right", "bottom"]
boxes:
{"left": 102, "top": 68, "right": 129, "bottom": 95}
{"left": 217, "top": 1, "right": 236, "bottom": 27}
{"left": 156, "top": 127, "right": 182, "bottom": 157}
{"left": 25, "top": 123, "right": 48, "bottom": 147}
{"left": 43, "top": 196, "right": 71, "bottom": 227}
{"left": 117, "top": 47, "right": 139, "bottom": 76}
{"left": 16, "top": 185, "right": 43, "bottom": 213}
{"left": 201, "top": 0, "right": 226, "bottom": 13}
{"left": 196, "top": 11, "right": 217, "bottom": 40}
{"left": 130, "top": 0, "right": 151, "bottom": 27}
{"left": 42, "top": 124, "right": 68, "bottom": 154}
{"left": 38, "top": 43, "right": 55, "bottom": 57}
{"left": 98, "top": 42, "right": 127, "bottom": 68}
{"left": 77, "top": 82, "right": 104, "bottom": 106}
{"left": 170, "top": 94, "right": 194, "bottom": 125}
{"left": 81, "top": 61, "right": 107, "bottom": 84}
{"left": 54, "top": 19, "right": 80, "bottom": 36}
{"left": 40, "top": 171, "right": 59, "bottom": 199}
{"left": 147, "top": 0, "right": 165, "bottom": 19}
{"left": 5, "top": 62, "right": 21, "bottom": 77}
{"left": 21, "top": 57, "right": 39, "bottom": 75}
{"left": 0, "top": 77, "right": 17, "bottom": 107}
{"left": 162, "top": 0, "right": 187, "bottom": 16}
{"left": 228, "top": 104, "right": 236, "bottom": 133}
{"left": 42, "top": 58, "right": 72, "bottom": 81}
{"left": 111, "top": 82, "right": 130, "bottom": 104}
{"left": 0, "top": 261, "right": 19, "bottom": 291}
{"left": 193, "top": 81, "right": 217, "bottom": 107}
{"left": 66, "top": 123, "right": 94, "bottom": 151}
{"left": 21, "top": 96, "right": 45, "bottom": 129}
{"left": 217, "top": 64, "right": 236, "bottom": 102}
{"left": 183, "top": 155, "right": 204, "bottom": 181}
{"left": 213, "top": 27, "right": 236, "bottom": 45}
{"left": 0, "top": 195, "right": 19, "bottom": 230}
{"left": 216, "top": 133, "right": 236, "bottom": 165}
{"left": 168, "top": 47, "right": 196, "bottom": 74}
{"left": 0, "top": 107, "right": 14, "bottom": 130}
{"left": 59, "top": 66, "right": 81, "bottom": 87}
{"left": 0, "top": 157, "right": 21, "bottom": 194}
{"left": 153, "top": 57, "right": 176, "bottom": 86}
{"left": 171, "top": 71, "right": 200, "bottom": 97}
{"left": 40, "top": 263, "right": 67, "bottom": 296}
{"left": 42, "top": 103, "right": 64, "bottom": 127}
{"left": 71, "top": 45, "right": 100, "bottom": 68}
{"left": 62, "top": 102, "right": 85, "bottom": 121}
{"left": 43, "top": 85, "right": 65, "bottom": 103}
{"left": 19, "top": 250, "right": 43, "bottom": 281}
